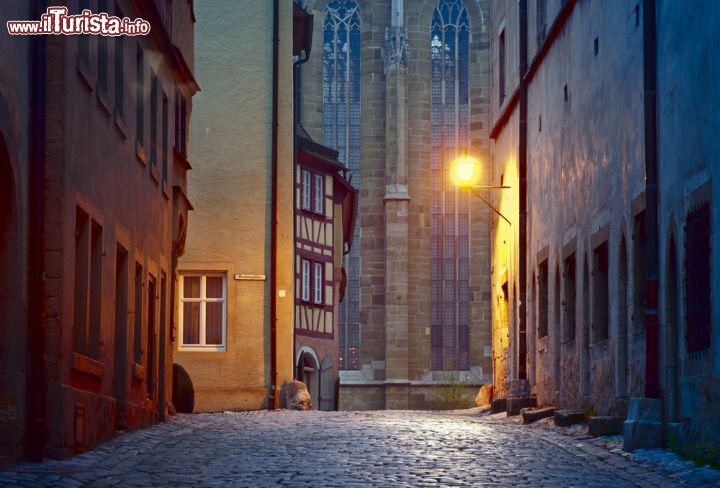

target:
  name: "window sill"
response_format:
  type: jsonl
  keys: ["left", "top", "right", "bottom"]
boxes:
{"left": 72, "top": 352, "right": 104, "bottom": 379}
{"left": 96, "top": 90, "right": 112, "bottom": 117}
{"left": 76, "top": 55, "right": 95, "bottom": 92}
{"left": 300, "top": 208, "right": 327, "bottom": 219}
{"left": 150, "top": 162, "right": 160, "bottom": 185}
{"left": 136, "top": 141, "right": 147, "bottom": 166}
{"left": 173, "top": 146, "right": 192, "bottom": 171}
{"left": 132, "top": 362, "right": 146, "bottom": 381}
{"left": 114, "top": 111, "right": 128, "bottom": 140}
{"left": 178, "top": 345, "right": 226, "bottom": 353}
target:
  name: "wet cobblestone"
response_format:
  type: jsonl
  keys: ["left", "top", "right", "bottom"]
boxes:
{"left": 1, "top": 410, "right": 718, "bottom": 487}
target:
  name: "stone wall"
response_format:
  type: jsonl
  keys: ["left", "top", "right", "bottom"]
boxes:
{"left": 0, "top": 1, "right": 31, "bottom": 466}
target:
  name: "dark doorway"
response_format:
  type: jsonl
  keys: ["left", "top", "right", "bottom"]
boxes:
{"left": 146, "top": 275, "right": 157, "bottom": 414}
{"left": 0, "top": 138, "right": 24, "bottom": 462}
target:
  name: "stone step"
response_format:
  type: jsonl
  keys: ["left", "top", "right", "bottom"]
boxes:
{"left": 507, "top": 397, "right": 537, "bottom": 416}
{"left": 490, "top": 398, "right": 507, "bottom": 414}
{"left": 522, "top": 406, "right": 558, "bottom": 424}
{"left": 588, "top": 416, "right": 625, "bottom": 437}
{"left": 554, "top": 409, "right": 587, "bottom": 427}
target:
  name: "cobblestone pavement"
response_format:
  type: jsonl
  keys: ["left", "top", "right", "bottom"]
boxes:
{"left": 1, "top": 410, "right": 719, "bottom": 487}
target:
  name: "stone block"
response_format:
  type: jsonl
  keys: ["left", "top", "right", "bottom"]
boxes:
{"left": 474, "top": 384, "right": 493, "bottom": 407}
{"left": 507, "top": 397, "right": 537, "bottom": 416}
{"left": 490, "top": 398, "right": 507, "bottom": 414}
{"left": 554, "top": 409, "right": 587, "bottom": 427}
{"left": 282, "top": 380, "right": 313, "bottom": 411}
{"left": 522, "top": 406, "right": 558, "bottom": 424}
{"left": 588, "top": 416, "right": 625, "bottom": 437}
{"left": 626, "top": 396, "right": 661, "bottom": 420}
{"left": 623, "top": 398, "right": 662, "bottom": 451}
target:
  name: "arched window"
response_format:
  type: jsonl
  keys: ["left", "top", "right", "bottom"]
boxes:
{"left": 324, "top": 0, "right": 361, "bottom": 370}
{"left": 431, "top": 0, "right": 470, "bottom": 370}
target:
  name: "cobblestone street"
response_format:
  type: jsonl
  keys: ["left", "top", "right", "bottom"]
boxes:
{"left": 1, "top": 410, "right": 718, "bottom": 487}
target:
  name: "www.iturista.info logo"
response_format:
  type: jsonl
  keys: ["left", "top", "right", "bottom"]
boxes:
{"left": 7, "top": 6, "right": 150, "bottom": 36}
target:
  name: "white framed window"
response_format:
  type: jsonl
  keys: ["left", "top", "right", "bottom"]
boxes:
{"left": 179, "top": 272, "right": 226, "bottom": 351}
{"left": 314, "top": 174, "right": 325, "bottom": 215}
{"left": 314, "top": 262, "right": 324, "bottom": 304}
{"left": 301, "top": 259, "right": 311, "bottom": 302}
{"left": 302, "top": 170, "right": 312, "bottom": 210}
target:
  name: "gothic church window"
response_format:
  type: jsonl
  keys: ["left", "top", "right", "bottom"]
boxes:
{"left": 324, "top": 0, "right": 361, "bottom": 370}
{"left": 431, "top": 0, "right": 471, "bottom": 371}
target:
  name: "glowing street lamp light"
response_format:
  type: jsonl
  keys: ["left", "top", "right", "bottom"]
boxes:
{"left": 451, "top": 154, "right": 512, "bottom": 225}
{"left": 451, "top": 155, "right": 481, "bottom": 188}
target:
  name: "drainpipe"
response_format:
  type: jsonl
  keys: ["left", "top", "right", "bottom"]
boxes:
{"left": 292, "top": 5, "right": 313, "bottom": 379}
{"left": 27, "top": 0, "right": 47, "bottom": 462}
{"left": 517, "top": 0, "right": 528, "bottom": 381}
{"left": 269, "top": 0, "right": 280, "bottom": 410}
{"left": 643, "top": 0, "right": 660, "bottom": 399}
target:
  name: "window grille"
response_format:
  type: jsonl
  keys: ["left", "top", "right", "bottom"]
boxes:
{"left": 431, "top": 0, "right": 471, "bottom": 371}
{"left": 324, "top": 0, "right": 361, "bottom": 370}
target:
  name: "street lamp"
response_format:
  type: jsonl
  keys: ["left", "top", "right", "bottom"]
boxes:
{"left": 451, "top": 155, "right": 512, "bottom": 225}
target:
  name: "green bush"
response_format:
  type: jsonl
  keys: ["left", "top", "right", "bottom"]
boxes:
{"left": 429, "top": 370, "right": 477, "bottom": 410}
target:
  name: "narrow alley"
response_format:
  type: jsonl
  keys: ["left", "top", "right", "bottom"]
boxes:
{"left": 1, "top": 410, "right": 717, "bottom": 487}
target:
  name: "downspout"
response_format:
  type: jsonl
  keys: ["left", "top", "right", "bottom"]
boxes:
{"left": 643, "top": 0, "right": 660, "bottom": 399}
{"left": 292, "top": 5, "right": 312, "bottom": 380}
{"left": 517, "top": 0, "right": 528, "bottom": 380}
{"left": 27, "top": 0, "right": 47, "bottom": 462}
{"left": 269, "top": 0, "right": 280, "bottom": 410}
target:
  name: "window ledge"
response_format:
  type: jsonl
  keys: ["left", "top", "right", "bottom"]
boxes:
{"left": 72, "top": 352, "right": 104, "bottom": 379}
{"left": 173, "top": 146, "right": 192, "bottom": 171}
{"left": 178, "top": 346, "right": 226, "bottom": 353}
{"left": 132, "top": 362, "right": 146, "bottom": 381}
{"left": 150, "top": 162, "right": 160, "bottom": 184}
{"left": 300, "top": 208, "right": 327, "bottom": 219}
{"left": 96, "top": 90, "right": 112, "bottom": 117}
{"left": 76, "top": 55, "right": 95, "bottom": 92}
{"left": 114, "top": 111, "right": 128, "bottom": 139}
{"left": 136, "top": 141, "right": 147, "bottom": 166}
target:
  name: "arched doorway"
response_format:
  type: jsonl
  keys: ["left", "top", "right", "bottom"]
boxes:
{"left": 319, "top": 356, "right": 336, "bottom": 411}
{"left": 296, "top": 348, "right": 319, "bottom": 409}
{"left": 553, "top": 265, "right": 561, "bottom": 405}
{"left": 665, "top": 231, "right": 680, "bottom": 422}
{"left": 617, "top": 235, "right": 629, "bottom": 401}
{"left": 0, "top": 134, "right": 24, "bottom": 462}
{"left": 581, "top": 253, "right": 590, "bottom": 405}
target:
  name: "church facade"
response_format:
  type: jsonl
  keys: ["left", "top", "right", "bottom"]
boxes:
{"left": 298, "top": 0, "right": 493, "bottom": 409}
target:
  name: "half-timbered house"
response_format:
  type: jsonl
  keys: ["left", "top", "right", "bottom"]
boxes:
{"left": 294, "top": 125, "right": 357, "bottom": 410}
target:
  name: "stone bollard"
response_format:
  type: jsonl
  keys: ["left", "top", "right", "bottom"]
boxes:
{"left": 282, "top": 380, "right": 313, "bottom": 411}
{"left": 623, "top": 398, "right": 663, "bottom": 451}
{"left": 474, "top": 384, "right": 493, "bottom": 407}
